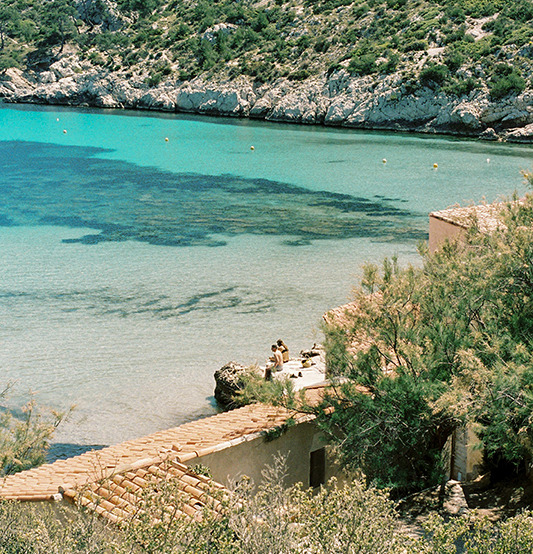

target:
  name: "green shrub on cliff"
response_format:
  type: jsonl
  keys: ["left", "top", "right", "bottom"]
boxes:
{"left": 419, "top": 63, "right": 450, "bottom": 88}
{"left": 442, "top": 75, "right": 480, "bottom": 97}
{"left": 489, "top": 69, "right": 526, "bottom": 99}
{"left": 0, "top": 0, "right": 531, "bottom": 94}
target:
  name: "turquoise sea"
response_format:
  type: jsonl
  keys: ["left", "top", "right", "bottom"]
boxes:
{"left": 0, "top": 104, "right": 531, "bottom": 456}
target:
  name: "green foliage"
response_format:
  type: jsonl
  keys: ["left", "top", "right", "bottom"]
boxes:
{"left": 443, "top": 48, "right": 464, "bottom": 72}
{"left": 489, "top": 69, "right": 526, "bottom": 99}
{"left": 2, "top": 455, "right": 533, "bottom": 552}
{"left": 145, "top": 71, "right": 164, "bottom": 87}
{"left": 401, "top": 38, "right": 428, "bottom": 52}
{"left": 348, "top": 52, "right": 378, "bottom": 76}
{"left": 233, "top": 367, "right": 301, "bottom": 410}
{"left": 0, "top": 457, "right": 417, "bottom": 552}
{"left": 0, "top": 498, "right": 120, "bottom": 553}
{"left": 221, "top": 459, "right": 417, "bottom": 554}
{"left": 191, "top": 463, "right": 212, "bottom": 478}
{"left": 1, "top": 0, "right": 531, "bottom": 95}
{"left": 34, "top": 0, "right": 77, "bottom": 54}
{"left": 424, "top": 511, "right": 533, "bottom": 553}
{"left": 117, "top": 0, "right": 162, "bottom": 18}
{"left": 321, "top": 192, "right": 533, "bottom": 492}
{"left": 0, "top": 384, "right": 70, "bottom": 476}
{"left": 288, "top": 68, "right": 311, "bottom": 81}
{"left": 442, "top": 76, "right": 480, "bottom": 97}
{"left": 261, "top": 418, "right": 296, "bottom": 442}
{"left": 419, "top": 63, "right": 450, "bottom": 88}
{"left": 0, "top": 51, "right": 21, "bottom": 72}
{"left": 378, "top": 52, "right": 400, "bottom": 74}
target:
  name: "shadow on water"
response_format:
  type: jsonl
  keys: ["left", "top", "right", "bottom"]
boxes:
{"left": 0, "top": 141, "right": 427, "bottom": 247}
{"left": 0, "top": 284, "right": 276, "bottom": 320}
{"left": 0, "top": 403, "right": 106, "bottom": 463}
{"left": 47, "top": 443, "right": 107, "bottom": 462}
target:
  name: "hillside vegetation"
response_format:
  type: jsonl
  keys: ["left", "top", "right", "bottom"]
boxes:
{"left": 1, "top": 0, "right": 532, "bottom": 100}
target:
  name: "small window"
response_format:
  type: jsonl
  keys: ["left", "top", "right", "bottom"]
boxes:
{"left": 309, "top": 448, "right": 326, "bottom": 488}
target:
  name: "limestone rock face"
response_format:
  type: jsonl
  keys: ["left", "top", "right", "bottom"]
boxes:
{"left": 0, "top": 68, "right": 34, "bottom": 97}
{"left": 2, "top": 57, "right": 533, "bottom": 142}
{"left": 505, "top": 122, "right": 533, "bottom": 143}
{"left": 50, "top": 57, "right": 82, "bottom": 80}
{"left": 214, "top": 361, "right": 250, "bottom": 408}
{"left": 75, "top": 0, "right": 125, "bottom": 31}
{"left": 202, "top": 23, "right": 238, "bottom": 43}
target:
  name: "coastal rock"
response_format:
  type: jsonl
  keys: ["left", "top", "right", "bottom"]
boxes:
{"left": 175, "top": 84, "right": 253, "bottom": 116}
{"left": 50, "top": 57, "right": 82, "bottom": 80}
{"left": 249, "top": 95, "right": 273, "bottom": 117}
{"left": 214, "top": 361, "right": 250, "bottom": 408}
{"left": 0, "top": 68, "right": 34, "bottom": 97}
{"left": 3, "top": 55, "right": 533, "bottom": 141}
{"left": 479, "top": 127, "right": 499, "bottom": 140}
{"left": 504, "top": 123, "right": 533, "bottom": 143}
{"left": 447, "top": 103, "right": 484, "bottom": 129}
{"left": 480, "top": 95, "right": 533, "bottom": 129}
{"left": 140, "top": 89, "right": 176, "bottom": 111}
{"left": 268, "top": 93, "right": 310, "bottom": 122}
{"left": 34, "top": 77, "right": 79, "bottom": 104}
{"left": 39, "top": 71, "right": 57, "bottom": 84}
{"left": 327, "top": 70, "right": 352, "bottom": 96}
{"left": 325, "top": 98, "right": 356, "bottom": 124}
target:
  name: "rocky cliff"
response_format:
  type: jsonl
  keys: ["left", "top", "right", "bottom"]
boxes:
{"left": 1, "top": 56, "right": 532, "bottom": 142}
{"left": 2, "top": 0, "right": 533, "bottom": 140}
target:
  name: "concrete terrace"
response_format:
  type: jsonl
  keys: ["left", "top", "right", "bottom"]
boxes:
{"left": 267, "top": 350, "right": 327, "bottom": 390}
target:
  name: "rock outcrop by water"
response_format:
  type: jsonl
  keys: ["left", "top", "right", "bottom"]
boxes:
{"left": 1, "top": 58, "right": 533, "bottom": 141}
{"left": 214, "top": 361, "right": 251, "bottom": 408}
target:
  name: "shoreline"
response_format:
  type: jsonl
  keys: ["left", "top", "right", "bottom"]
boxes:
{"left": 2, "top": 66, "right": 533, "bottom": 143}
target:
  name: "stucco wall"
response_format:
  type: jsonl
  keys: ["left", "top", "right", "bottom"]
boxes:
{"left": 185, "top": 421, "right": 338, "bottom": 488}
{"left": 451, "top": 427, "right": 484, "bottom": 481}
{"left": 429, "top": 215, "right": 465, "bottom": 252}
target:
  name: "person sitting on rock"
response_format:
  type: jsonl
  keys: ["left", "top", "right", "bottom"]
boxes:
{"left": 276, "top": 339, "right": 289, "bottom": 362}
{"left": 265, "top": 344, "right": 284, "bottom": 381}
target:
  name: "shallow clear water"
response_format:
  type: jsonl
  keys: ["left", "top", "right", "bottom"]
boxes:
{"left": 0, "top": 104, "right": 531, "bottom": 455}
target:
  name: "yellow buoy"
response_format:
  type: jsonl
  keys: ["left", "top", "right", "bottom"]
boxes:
{"left": 250, "top": 145, "right": 255, "bottom": 151}
{"left": 433, "top": 163, "right": 438, "bottom": 169}
{"left": 165, "top": 137, "right": 169, "bottom": 142}
{"left": 382, "top": 158, "right": 387, "bottom": 164}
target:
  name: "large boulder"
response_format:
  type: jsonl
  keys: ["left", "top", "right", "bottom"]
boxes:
{"left": 214, "top": 361, "right": 250, "bottom": 408}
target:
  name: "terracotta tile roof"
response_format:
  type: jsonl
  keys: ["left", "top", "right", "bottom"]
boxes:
{"left": 323, "top": 296, "right": 379, "bottom": 356}
{"left": 0, "top": 399, "right": 319, "bottom": 503}
{"left": 324, "top": 296, "right": 406, "bottom": 377}
{"left": 63, "top": 457, "right": 226, "bottom": 525}
{"left": 429, "top": 201, "right": 507, "bottom": 234}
